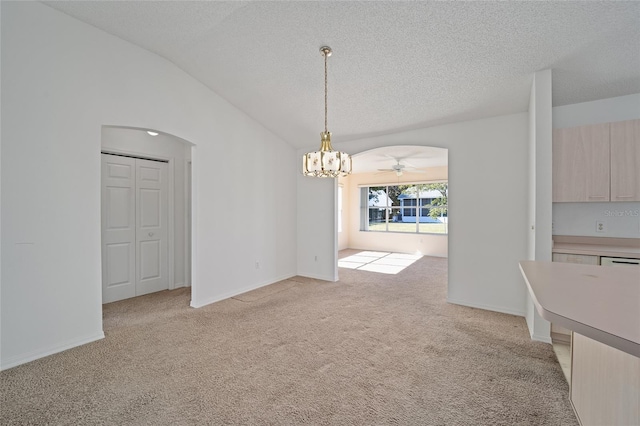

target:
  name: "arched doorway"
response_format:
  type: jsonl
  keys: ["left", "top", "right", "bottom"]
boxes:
{"left": 100, "top": 126, "right": 194, "bottom": 304}
{"left": 336, "top": 145, "right": 448, "bottom": 275}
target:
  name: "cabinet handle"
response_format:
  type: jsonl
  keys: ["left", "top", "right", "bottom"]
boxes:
{"left": 614, "top": 195, "right": 633, "bottom": 198}
{"left": 587, "top": 196, "right": 606, "bottom": 199}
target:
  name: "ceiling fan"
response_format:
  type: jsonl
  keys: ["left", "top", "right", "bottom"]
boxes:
{"left": 377, "top": 158, "right": 427, "bottom": 177}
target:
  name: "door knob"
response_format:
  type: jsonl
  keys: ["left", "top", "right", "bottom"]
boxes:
{"left": 148, "top": 232, "right": 154, "bottom": 237}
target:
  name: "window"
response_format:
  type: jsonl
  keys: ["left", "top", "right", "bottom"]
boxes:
{"left": 360, "top": 182, "right": 448, "bottom": 234}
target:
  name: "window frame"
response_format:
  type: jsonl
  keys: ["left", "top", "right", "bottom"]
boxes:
{"left": 361, "top": 181, "right": 448, "bottom": 235}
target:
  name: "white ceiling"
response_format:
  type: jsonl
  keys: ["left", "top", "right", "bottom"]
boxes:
{"left": 352, "top": 145, "right": 447, "bottom": 175}
{"left": 43, "top": 1, "right": 640, "bottom": 153}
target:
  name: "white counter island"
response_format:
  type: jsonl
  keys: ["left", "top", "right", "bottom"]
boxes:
{"left": 519, "top": 260, "right": 639, "bottom": 426}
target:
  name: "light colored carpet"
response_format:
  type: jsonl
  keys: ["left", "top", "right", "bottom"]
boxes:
{"left": 0, "top": 252, "right": 577, "bottom": 425}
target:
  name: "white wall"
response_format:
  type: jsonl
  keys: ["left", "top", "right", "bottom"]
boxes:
{"left": 525, "top": 70, "right": 553, "bottom": 343}
{"left": 554, "top": 202, "right": 640, "bottom": 238}
{"left": 527, "top": 74, "right": 537, "bottom": 262}
{"left": 101, "top": 127, "right": 192, "bottom": 287}
{"left": 297, "top": 174, "right": 338, "bottom": 281}
{"left": 533, "top": 70, "right": 553, "bottom": 263}
{"left": 340, "top": 167, "right": 448, "bottom": 258}
{"left": 553, "top": 93, "right": 640, "bottom": 129}
{"left": 297, "top": 113, "right": 530, "bottom": 316}
{"left": 525, "top": 76, "right": 537, "bottom": 337}
{"left": 337, "top": 181, "right": 349, "bottom": 251}
{"left": 0, "top": 2, "right": 297, "bottom": 369}
{"left": 0, "top": 3, "right": 3, "bottom": 364}
{"left": 552, "top": 93, "right": 640, "bottom": 239}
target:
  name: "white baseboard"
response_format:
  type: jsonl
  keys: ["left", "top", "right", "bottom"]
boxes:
{"left": 531, "top": 333, "right": 553, "bottom": 344}
{"left": 190, "top": 273, "right": 296, "bottom": 308}
{"left": 446, "top": 297, "right": 526, "bottom": 317}
{"left": 296, "top": 272, "right": 337, "bottom": 282}
{"left": 1, "top": 331, "right": 105, "bottom": 371}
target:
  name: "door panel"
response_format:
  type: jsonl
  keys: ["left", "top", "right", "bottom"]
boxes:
{"left": 106, "top": 243, "right": 133, "bottom": 285}
{"left": 107, "top": 162, "right": 132, "bottom": 179}
{"left": 106, "top": 187, "right": 133, "bottom": 228}
{"left": 136, "top": 158, "right": 168, "bottom": 296}
{"left": 139, "top": 165, "right": 160, "bottom": 182}
{"left": 140, "top": 240, "right": 161, "bottom": 280}
{"left": 140, "top": 189, "right": 161, "bottom": 227}
{"left": 102, "top": 154, "right": 136, "bottom": 303}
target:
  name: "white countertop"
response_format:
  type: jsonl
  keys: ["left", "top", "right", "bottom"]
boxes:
{"left": 519, "top": 260, "right": 640, "bottom": 357}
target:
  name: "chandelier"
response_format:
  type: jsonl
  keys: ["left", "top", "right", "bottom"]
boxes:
{"left": 302, "top": 46, "right": 352, "bottom": 178}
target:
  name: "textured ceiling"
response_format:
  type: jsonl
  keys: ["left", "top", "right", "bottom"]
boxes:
{"left": 352, "top": 146, "right": 447, "bottom": 175}
{"left": 43, "top": 1, "right": 640, "bottom": 150}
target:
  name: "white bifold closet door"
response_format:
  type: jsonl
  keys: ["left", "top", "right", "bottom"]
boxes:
{"left": 101, "top": 153, "right": 168, "bottom": 304}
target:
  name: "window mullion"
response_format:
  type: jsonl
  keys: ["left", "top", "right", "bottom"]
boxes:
{"left": 415, "top": 185, "right": 419, "bottom": 233}
{"left": 385, "top": 185, "right": 389, "bottom": 232}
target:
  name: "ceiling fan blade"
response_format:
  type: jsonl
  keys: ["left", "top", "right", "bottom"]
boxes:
{"left": 383, "top": 154, "right": 411, "bottom": 164}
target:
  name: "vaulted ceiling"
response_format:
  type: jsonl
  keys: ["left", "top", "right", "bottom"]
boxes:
{"left": 44, "top": 1, "right": 640, "bottom": 151}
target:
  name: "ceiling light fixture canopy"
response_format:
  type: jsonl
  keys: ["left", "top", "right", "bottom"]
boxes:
{"left": 302, "top": 46, "right": 352, "bottom": 178}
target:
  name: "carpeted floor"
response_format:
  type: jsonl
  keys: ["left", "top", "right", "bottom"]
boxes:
{"left": 0, "top": 252, "right": 577, "bottom": 425}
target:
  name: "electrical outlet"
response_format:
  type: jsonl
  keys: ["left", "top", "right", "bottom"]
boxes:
{"left": 314, "top": 255, "right": 318, "bottom": 262}
{"left": 596, "top": 220, "right": 606, "bottom": 233}
{"left": 255, "top": 261, "right": 260, "bottom": 269}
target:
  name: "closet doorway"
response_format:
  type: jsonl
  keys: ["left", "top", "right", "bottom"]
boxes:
{"left": 100, "top": 125, "right": 193, "bottom": 305}
{"left": 101, "top": 153, "right": 169, "bottom": 303}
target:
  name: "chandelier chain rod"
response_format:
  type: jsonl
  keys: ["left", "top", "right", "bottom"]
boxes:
{"left": 324, "top": 50, "right": 328, "bottom": 133}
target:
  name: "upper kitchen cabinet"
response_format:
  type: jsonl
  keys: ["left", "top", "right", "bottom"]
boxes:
{"left": 553, "top": 123, "right": 610, "bottom": 202}
{"left": 610, "top": 119, "right": 640, "bottom": 202}
{"left": 553, "top": 119, "right": 640, "bottom": 202}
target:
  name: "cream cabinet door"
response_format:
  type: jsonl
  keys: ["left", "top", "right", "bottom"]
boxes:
{"left": 610, "top": 119, "right": 640, "bottom": 202}
{"left": 571, "top": 333, "right": 640, "bottom": 426}
{"left": 553, "top": 123, "right": 610, "bottom": 202}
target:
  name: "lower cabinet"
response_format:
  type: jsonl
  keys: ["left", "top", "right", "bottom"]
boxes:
{"left": 552, "top": 253, "right": 599, "bottom": 265}
{"left": 571, "top": 333, "right": 640, "bottom": 426}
